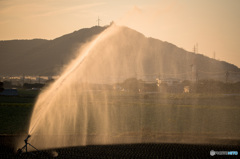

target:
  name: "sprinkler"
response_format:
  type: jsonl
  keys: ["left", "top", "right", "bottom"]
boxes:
{"left": 17, "top": 135, "right": 39, "bottom": 155}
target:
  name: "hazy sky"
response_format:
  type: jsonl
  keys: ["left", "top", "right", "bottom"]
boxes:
{"left": 0, "top": 0, "right": 240, "bottom": 67}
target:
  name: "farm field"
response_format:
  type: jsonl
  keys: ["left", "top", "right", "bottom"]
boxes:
{"left": 1, "top": 90, "right": 239, "bottom": 138}
{"left": 0, "top": 90, "right": 240, "bottom": 158}
{"left": 0, "top": 89, "right": 39, "bottom": 134}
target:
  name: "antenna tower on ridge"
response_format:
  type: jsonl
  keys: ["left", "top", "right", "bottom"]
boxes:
{"left": 97, "top": 16, "right": 101, "bottom": 26}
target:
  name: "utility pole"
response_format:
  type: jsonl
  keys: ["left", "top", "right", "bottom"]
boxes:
{"left": 225, "top": 71, "right": 229, "bottom": 83}
{"left": 38, "top": 75, "right": 40, "bottom": 84}
{"left": 190, "top": 64, "right": 193, "bottom": 82}
{"left": 22, "top": 74, "right": 25, "bottom": 86}
{"left": 196, "top": 69, "right": 198, "bottom": 83}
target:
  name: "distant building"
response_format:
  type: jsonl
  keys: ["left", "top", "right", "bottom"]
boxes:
{"left": 184, "top": 86, "right": 190, "bottom": 93}
{"left": 156, "top": 78, "right": 181, "bottom": 86}
{"left": 0, "top": 89, "right": 18, "bottom": 96}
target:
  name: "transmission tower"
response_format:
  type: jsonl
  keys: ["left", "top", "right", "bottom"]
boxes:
{"left": 193, "top": 43, "right": 198, "bottom": 54}
{"left": 97, "top": 16, "right": 101, "bottom": 26}
{"left": 196, "top": 43, "right": 198, "bottom": 53}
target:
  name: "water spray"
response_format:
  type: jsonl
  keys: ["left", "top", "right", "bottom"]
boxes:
{"left": 28, "top": 25, "right": 116, "bottom": 135}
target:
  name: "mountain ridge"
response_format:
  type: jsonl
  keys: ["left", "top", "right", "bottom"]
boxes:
{"left": 0, "top": 25, "right": 239, "bottom": 82}
{"left": 0, "top": 26, "right": 107, "bottom": 75}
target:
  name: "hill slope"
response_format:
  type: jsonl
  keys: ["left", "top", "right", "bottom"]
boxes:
{"left": 0, "top": 25, "right": 239, "bottom": 82}
{"left": 68, "top": 26, "right": 240, "bottom": 83}
{"left": 0, "top": 26, "right": 107, "bottom": 75}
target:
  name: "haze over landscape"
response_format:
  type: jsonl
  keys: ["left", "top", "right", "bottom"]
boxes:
{"left": 1, "top": 25, "right": 240, "bottom": 83}
{"left": 0, "top": 0, "right": 240, "bottom": 68}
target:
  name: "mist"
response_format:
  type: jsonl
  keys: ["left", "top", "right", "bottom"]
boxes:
{"left": 17, "top": 24, "right": 240, "bottom": 150}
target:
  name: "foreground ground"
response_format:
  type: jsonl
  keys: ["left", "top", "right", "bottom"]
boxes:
{"left": 0, "top": 142, "right": 239, "bottom": 158}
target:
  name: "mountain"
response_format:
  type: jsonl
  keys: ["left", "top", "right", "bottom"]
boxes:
{"left": 0, "top": 25, "right": 239, "bottom": 82}
{"left": 0, "top": 26, "right": 107, "bottom": 75}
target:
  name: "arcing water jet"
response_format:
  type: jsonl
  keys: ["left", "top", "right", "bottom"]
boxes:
{"left": 17, "top": 24, "right": 240, "bottom": 151}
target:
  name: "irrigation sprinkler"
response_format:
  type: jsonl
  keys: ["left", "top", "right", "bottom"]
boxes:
{"left": 17, "top": 135, "right": 39, "bottom": 155}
